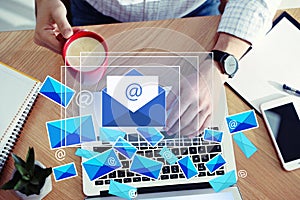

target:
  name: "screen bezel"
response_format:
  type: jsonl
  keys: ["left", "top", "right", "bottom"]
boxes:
{"left": 260, "top": 96, "right": 300, "bottom": 171}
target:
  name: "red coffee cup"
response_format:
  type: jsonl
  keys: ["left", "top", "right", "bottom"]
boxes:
{"left": 62, "top": 30, "right": 108, "bottom": 84}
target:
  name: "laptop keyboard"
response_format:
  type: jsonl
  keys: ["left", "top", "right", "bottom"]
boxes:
{"left": 92, "top": 132, "right": 225, "bottom": 186}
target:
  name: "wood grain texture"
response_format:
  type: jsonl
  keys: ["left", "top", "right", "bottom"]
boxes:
{"left": 0, "top": 8, "right": 299, "bottom": 200}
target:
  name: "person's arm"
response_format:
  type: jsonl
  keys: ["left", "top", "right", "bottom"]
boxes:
{"left": 212, "top": 0, "right": 282, "bottom": 78}
{"left": 34, "top": 0, "right": 73, "bottom": 53}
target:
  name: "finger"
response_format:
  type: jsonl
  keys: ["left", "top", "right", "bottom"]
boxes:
{"left": 52, "top": 6, "right": 73, "bottom": 39}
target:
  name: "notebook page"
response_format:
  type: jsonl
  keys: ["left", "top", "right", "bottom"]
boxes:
{"left": 0, "top": 63, "right": 37, "bottom": 138}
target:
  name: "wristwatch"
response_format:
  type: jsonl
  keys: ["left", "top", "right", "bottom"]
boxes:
{"left": 211, "top": 50, "right": 239, "bottom": 78}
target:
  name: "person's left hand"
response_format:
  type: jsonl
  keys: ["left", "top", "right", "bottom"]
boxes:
{"left": 165, "top": 59, "right": 226, "bottom": 138}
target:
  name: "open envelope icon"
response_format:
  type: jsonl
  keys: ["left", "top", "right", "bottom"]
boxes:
{"left": 82, "top": 149, "right": 122, "bottom": 181}
{"left": 39, "top": 76, "right": 75, "bottom": 107}
{"left": 109, "top": 180, "right": 137, "bottom": 200}
{"left": 130, "top": 155, "right": 163, "bottom": 180}
{"left": 226, "top": 110, "right": 258, "bottom": 134}
{"left": 203, "top": 129, "right": 223, "bottom": 143}
{"left": 233, "top": 132, "right": 257, "bottom": 158}
{"left": 102, "top": 69, "right": 166, "bottom": 127}
{"left": 209, "top": 170, "right": 237, "bottom": 192}
{"left": 53, "top": 162, "right": 77, "bottom": 182}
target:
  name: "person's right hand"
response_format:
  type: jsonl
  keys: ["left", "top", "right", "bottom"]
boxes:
{"left": 34, "top": 0, "right": 73, "bottom": 54}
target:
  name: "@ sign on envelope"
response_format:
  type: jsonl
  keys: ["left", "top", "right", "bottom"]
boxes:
{"left": 101, "top": 69, "right": 166, "bottom": 127}
{"left": 226, "top": 110, "right": 258, "bottom": 134}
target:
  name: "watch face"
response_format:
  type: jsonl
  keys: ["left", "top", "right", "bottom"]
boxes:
{"left": 224, "top": 55, "right": 238, "bottom": 75}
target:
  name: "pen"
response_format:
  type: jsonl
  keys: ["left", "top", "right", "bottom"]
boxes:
{"left": 283, "top": 84, "right": 300, "bottom": 96}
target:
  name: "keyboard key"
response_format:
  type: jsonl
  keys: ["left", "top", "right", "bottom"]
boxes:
{"left": 207, "top": 172, "right": 215, "bottom": 176}
{"left": 118, "top": 153, "right": 127, "bottom": 160}
{"left": 95, "top": 180, "right": 103, "bottom": 185}
{"left": 179, "top": 174, "right": 185, "bottom": 179}
{"left": 109, "top": 171, "right": 116, "bottom": 178}
{"left": 216, "top": 170, "right": 225, "bottom": 175}
{"left": 207, "top": 145, "right": 222, "bottom": 153}
{"left": 117, "top": 170, "right": 126, "bottom": 178}
{"left": 93, "top": 147, "right": 110, "bottom": 153}
{"left": 201, "top": 154, "right": 209, "bottom": 162}
{"left": 198, "top": 172, "right": 206, "bottom": 177}
{"left": 145, "top": 150, "right": 154, "bottom": 157}
{"left": 123, "top": 178, "right": 132, "bottom": 183}
{"left": 180, "top": 148, "right": 188, "bottom": 155}
{"left": 99, "top": 175, "right": 107, "bottom": 180}
{"left": 170, "top": 174, "right": 179, "bottom": 179}
{"left": 162, "top": 166, "right": 170, "bottom": 174}
{"left": 198, "top": 146, "right": 206, "bottom": 154}
{"left": 121, "top": 161, "right": 129, "bottom": 168}
{"left": 114, "top": 179, "right": 122, "bottom": 183}
{"left": 210, "top": 153, "right": 217, "bottom": 159}
{"left": 154, "top": 150, "right": 161, "bottom": 157}
{"left": 171, "top": 165, "right": 179, "bottom": 173}
{"left": 133, "top": 177, "right": 141, "bottom": 182}
{"left": 193, "top": 138, "right": 200, "bottom": 145}
{"left": 127, "top": 172, "right": 135, "bottom": 177}
{"left": 160, "top": 175, "right": 169, "bottom": 180}
{"left": 197, "top": 163, "right": 206, "bottom": 171}
{"left": 171, "top": 148, "right": 179, "bottom": 155}
{"left": 189, "top": 147, "right": 197, "bottom": 154}
{"left": 137, "top": 151, "right": 145, "bottom": 156}
{"left": 166, "top": 140, "right": 175, "bottom": 147}
{"left": 192, "top": 155, "right": 200, "bottom": 163}
{"left": 105, "top": 180, "right": 110, "bottom": 184}
{"left": 158, "top": 141, "right": 166, "bottom": 147}
{"left": 157, "top": 157, "right": 165, "bottom": 164}
{"left": 142, "top": 177, "right": 151, "bottom": 181}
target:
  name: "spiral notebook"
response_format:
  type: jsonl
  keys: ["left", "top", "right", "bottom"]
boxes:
{"left": 0, "top": 62, "right": 41, "bottom": 173}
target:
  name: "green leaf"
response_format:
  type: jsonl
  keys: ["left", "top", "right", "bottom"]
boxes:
{"left": 25, "top": 147, "right": 35, "bottom": 174}
{"left": 0, "top": 171, "right": 21, "bottom": 190}
{"left": 13, "top": 179, "right": 27, "bottom": 191}
{"left": 12, "top": 154, "right": 26, "bottom": 167}
{"left": 15, "top": 163, "right": 29, "bottom": 177}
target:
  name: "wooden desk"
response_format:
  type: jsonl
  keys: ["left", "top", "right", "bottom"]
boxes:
{"left": 0, "top": 9, "right": 300, "bottom": 200}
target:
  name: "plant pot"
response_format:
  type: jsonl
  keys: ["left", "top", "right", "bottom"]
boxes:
{"left": 15, "top": 161, "right": 52, "bottom": 200}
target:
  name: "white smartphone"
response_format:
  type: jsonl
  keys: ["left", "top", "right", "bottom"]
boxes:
{"left": 260, "top": 96, "right": 300, "bottom": 171}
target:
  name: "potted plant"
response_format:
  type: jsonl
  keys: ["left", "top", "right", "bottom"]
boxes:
{"left": 0, "top": 147, "right": 52, "bottom": 199}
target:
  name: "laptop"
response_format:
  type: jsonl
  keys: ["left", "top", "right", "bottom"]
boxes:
{"left": 74, "top": 61, "right": 242, "bottom": 199}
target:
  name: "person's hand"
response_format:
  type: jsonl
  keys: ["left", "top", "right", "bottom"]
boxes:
{"left": 166, "top": 59, "right": 225, "bottom": 138}
{"left": 34, "top": 0, "right": 73, "bottom": 54}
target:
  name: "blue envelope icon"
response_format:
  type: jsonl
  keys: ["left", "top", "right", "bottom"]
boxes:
{"left": 130, "top": 155, "right": 163, "bottom": 180}
{"left": 113, "top": 137, "right": 137, "bottom": 159}
{"left": 82, "top": 149, "right": 122, "bottom": 181}
{"left": 109, "top": 180, "right": 138, "bottom": 200}
{"left": 209, "top": 170, "right": 237, "bottom": 192}
{"left": 178, "top": 156, "right": 198, "bottom": 179}
{"left": 203, "top": 129, "right": 223, "bottom": 143}
{"left": 226, "top": 110, "right": 258, "bottom": 134}
{"left": 99, "top": 127, "right": 126, "bottom": 142}
{"left": 75, "top": 148, "right": 99, "bottom": 159}
{"left": 39, "top": 76, "right": 75, "bottom": 107}
{"left": 136, "top": 127, "right": 164, "bottom": 147}
{"left": 53, "top": 162, "right": 77, "bottom": 182}
{"left": 46, "top": 115, "right": 96, "bottom": 149}
{"left": 233, "top": 132, "right": 257, "bottom": 158}
{"left": 102, "top": 69, "right": 166, "bottom": 127}
{"left": 205, "top": 154, "right": 226, "bottom": 173}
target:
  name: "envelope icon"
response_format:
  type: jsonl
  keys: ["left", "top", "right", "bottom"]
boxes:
{"left": 130, "top": 155, "right": 163, "bottom": 180}
{"left": 82, "top": 149, "right": 121, "bottom": 181}
{"left": 205, "top": 154, "right": 226, "bottom": 173}
{"left": 226, "top": 110, "right": 258, "bottom": 134}
{"left": 75, "top": 148, "right": 99, "bottom": 159}
{"left": 233, "top": 132, "right": 257, "bottom": 158}
{"left": 209, "top": 170, "right": 237, "bottom": 192}
{"left": 203, "top": 129, "right": 223, "bottom": 143}
{"left": 46, "top": 115, "right": 96, "bottom": 149}
{"left": 178, "top": 156, "right": 198, "bottom": 179}
{"left": 113, "top": 137, "right": 137, "bottom": 159}
{"left": 39, "top": 76, "right": 75, "bottom": 107}
{"left": 99, "top": 127, "right": 126, "bottom": 142}
{"left": 102, "top": 69, "right": 166, "bottom": 127}
{"left": 109, "top": 180, "right": 137, "bottom": 200}
{"left": 136, "top": 127, "right": 164, "bottom": 147}
{"left": 53, "top": 162, "right": 77, "bottom": 182}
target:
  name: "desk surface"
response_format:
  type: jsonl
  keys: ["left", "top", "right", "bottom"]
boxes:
{"left": 0, "top": 9, "right": 300, "bottom": 200}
